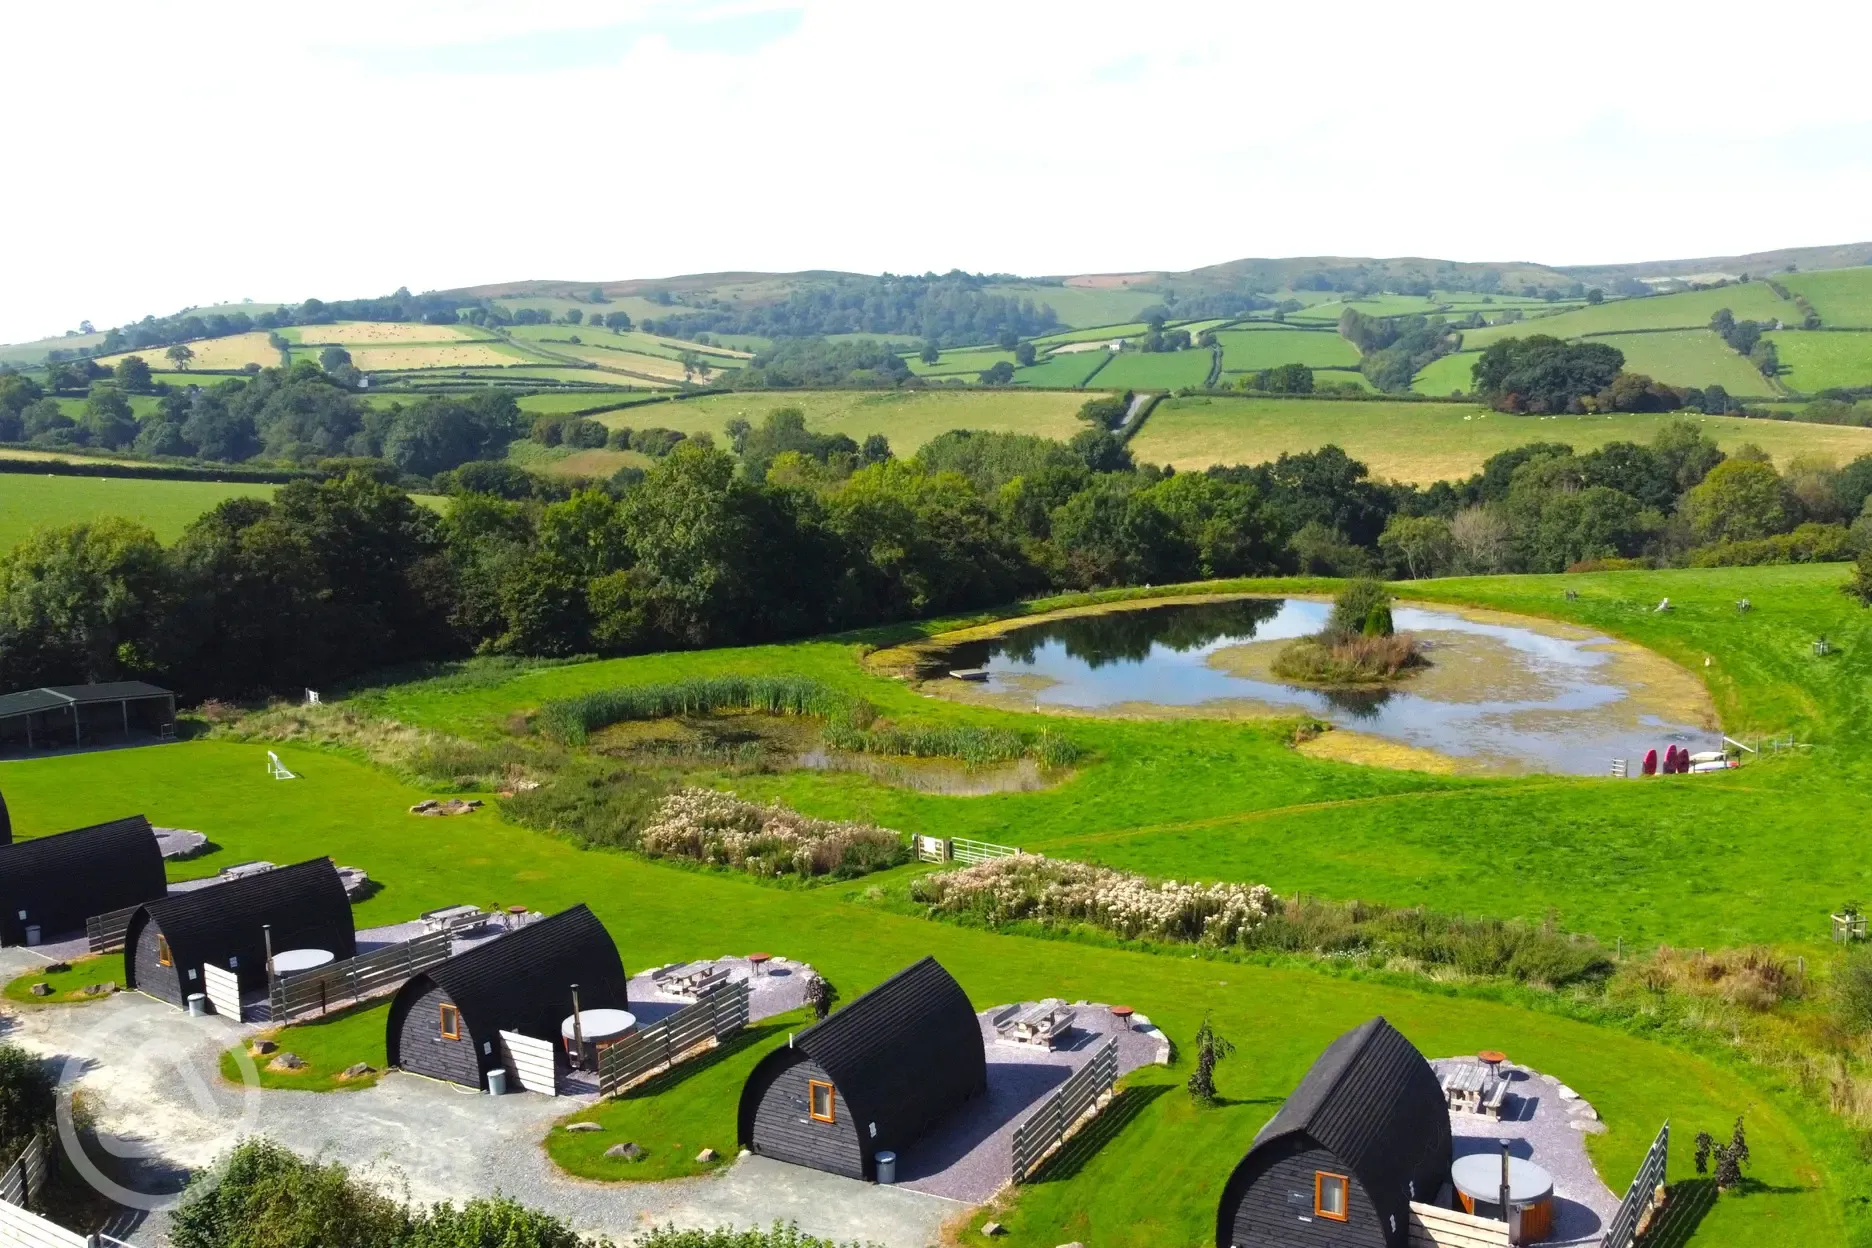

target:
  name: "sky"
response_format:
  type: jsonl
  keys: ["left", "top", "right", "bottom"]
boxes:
{"left": 5, "top": 0, "right": 1871, "bottom": 344}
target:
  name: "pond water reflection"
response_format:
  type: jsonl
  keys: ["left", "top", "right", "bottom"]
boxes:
{"left": 934, "top": 598, "right": 1716, "bottom": 775}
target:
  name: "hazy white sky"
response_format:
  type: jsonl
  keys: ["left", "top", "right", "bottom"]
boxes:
{"left": 5, "top": 0, "right": 1870, "bottom": 344}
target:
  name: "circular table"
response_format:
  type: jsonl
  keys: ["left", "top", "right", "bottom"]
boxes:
{"left": 1451, "top": 1154, "right": 1554, "bottom": 1244}
{"left": 1478, "top": 1049, "right": 1508, "bottom": 1078}
{"left": 1110, "top": 1005, "right": 1136, "bottom": 1029}
{"left": 272, "top": 949, "right": 334, "bottom": 976}
{"left": 748, "top": 952, "right": 772, "bottom": 976}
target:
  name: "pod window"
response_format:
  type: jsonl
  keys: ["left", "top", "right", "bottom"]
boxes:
{"left": 440, "top": 1004, "right": 460, "bottom": 1040}
{"left": 157, "top": 935, "right": 172, "bottom": 967}
{"left": 808, "top": 1080, "right": 835, "bottom": 1123}
{"left": 1315, "top": 1171, "right": 1349, "bottom": 1221}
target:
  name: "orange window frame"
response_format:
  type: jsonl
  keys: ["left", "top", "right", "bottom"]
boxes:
{"left": 808, "top": 1079, "right": 835, "bottom": 1123}
{"left": 440, "top": 1003, "right": 460, "bottom": 1040}
{"left": 157, "top": 935, "right": 172, "bottom": 967}
{"left": 1315, "top": 1171, "right": 1350, "bottom": 1221}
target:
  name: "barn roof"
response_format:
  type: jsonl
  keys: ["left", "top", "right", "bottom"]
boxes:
{"left": 790, "top": 956, "right": 985, "bottom": 1147}
{"left": 0, "top": 683, "right": 172, "bottom": 719}
{"left": 0, "top": 815, "right": 166, "bottom": 943}
{"left": 133, "top": 857, "right": 353, "bottom": 963}
{"left": 387, "top": 904, "right": 627, "bottom": 1063}
{"left": 1220, "top": 1016, "right": 1450, "bottom": 1247}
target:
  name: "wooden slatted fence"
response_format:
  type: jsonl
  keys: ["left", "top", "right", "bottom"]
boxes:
{"left": 267, "top": 931, "right": 452, "bottom": 1025}
{"left": 201, "top": 965, "right": 242, "bottom": 1019}
{"left": 951, "top": 838, "right": 1020, "bottom": 865}
{"left": 85, "top": 905, "right": 139, "bottom": 954}
{"left": 1406, "top": 1202, "right": 1509, "bottom": 1248}
{"left": 1010, "top": 1037, "right": 1118, "bottom": 1182}
{"left": 597, "top": 979, "right": 751, "bottom": 1097}
{"left": 1601, "top": 1121, "right": 1669, "bottom": 1248}
{"left": 0, "top": 1201, "right": 83, "bottom": 1248}
{"left": 0, "top": 1138, "right": 47, "bottom": 1211}
{"left": 499, "top": 1031, "right": 558, "bottom": 1096}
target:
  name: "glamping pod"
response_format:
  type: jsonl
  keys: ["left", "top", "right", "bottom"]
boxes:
{"left": 124, "top": 858, "right": 356, "bottom": 1006}
{"left": 0, "top": 786, "right": 11, "bottom": 845}
{"left": 0, "top": 815, "right": 165, "bottom": 945}
{"left": 738, "top": 955, "right": 986, "bottom": 1181}
{"left": 385, "top": 903, "right": 629, "bottom": 1090}
{"left": 1215, "top": 1016, "right": 1451, "bottom": 1248}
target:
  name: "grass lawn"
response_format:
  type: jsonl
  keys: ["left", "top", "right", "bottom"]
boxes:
{"left": 1782, "top": 267, "right": 1872, "bottom": 328}
{"left": 2, "top": 953, "right": 126, "bottom": 1005}
{"left": 1127, "top": 395, "right": 1872, "bottom": 481}
{"left": 1461, "top": 284, "right": 1798, "bottom": 348}
{"left": 1765, "top": 331, "right": 1872, "bottom": 393}
{"left": 219, "top": 999, "right": 390, "bottom": 1092}
{"left": 1094, "top": 350, "right": 1213, "bottom": 390}
{"left": 586, "top": 390, "right": 1099, "bottom": 455}
{"left": 1412, "top": 350, "right": 1480, "bottom": 395}
{"left": 0, "top": 474, "right": 276, "bottom": 550}
{"left": 1217, "top": 328, "right": 1360, "bottom": 371}
{"left": 548, "top": 1009, "right": 811, "bottom": 1181}
{"left": 0, "top": 728, "right": 1846, "bottom": 1247}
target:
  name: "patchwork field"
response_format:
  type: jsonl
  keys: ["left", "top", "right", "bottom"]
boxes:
{"left": 1766, "top": 330, "right": 1872, "bottom": 393}
{"left": 1093, "top": 349, "right": 1213, "bottom": 390}
{"left": 1460, "top": 283, "right": 1799, "bottom": 349}
{"left": 515, "top": 391, "right": 639, "bottom": 415}
{"left": 282, "top": 322, "right": 494, "bottom": 345}
{"left": 982, "top": 282, "right": 1156, "bottom": 329}
{"left": 588, "top": 388, "right": 1100, "bottom": 453}
{"left": 1782, "top": 266, "right": 1872, "bottom": 326}
{"left": 1033, "top": 322, "right": 1147, "bottom": 347}
{"left": 1411, "top": 350, "right": 1480, "bottom": 395}
{"left": 97, "top": 331, "right": 281, "bottom": 372}
{"left": 1216, "top": 327, "right": 1360, "bottom": 371}
{"left": 0, "top": 474, "right": 276, "bottom": 549}
{"left": 1128, "top": 395, "right": 1872, "bottom": 480}
{"left": 905, "top": 347, "right": 1018, "bottom": 379}
{"left": 1011, "top": 351, "right": 1112, "bottom": 388}
{"left": 345, "top": 341, "right": 542, "bottom": 371}
{"left": 1593, "top": 329, "right": 1778, "bottom": 396}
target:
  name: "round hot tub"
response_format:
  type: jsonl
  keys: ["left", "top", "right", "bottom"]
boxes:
{"left": 561, "top": 1008, "right": 636, "bottom": 1067}
{"left": 1451, "top": 1154, "right": 1554, "bottom": 1244}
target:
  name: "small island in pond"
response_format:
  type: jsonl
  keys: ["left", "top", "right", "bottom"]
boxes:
{"left": 1270, "top": 580, "right": 1429, "bottom": 686}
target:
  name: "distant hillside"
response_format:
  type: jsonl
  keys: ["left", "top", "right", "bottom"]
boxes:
{"left": 1557, "top": 242, "right": 1872, "bottom": 285}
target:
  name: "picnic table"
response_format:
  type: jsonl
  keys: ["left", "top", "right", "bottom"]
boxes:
{"left": 997, "top": 999, "right": 1076, "bottom": 1048}
{"left": 656, "top": 960, "right": 730, "bottom": 997}
{"left": 420, "top": 904, "right": 488, "bottom": 935}
{"left": 1443, "top": 1063, "right": 1508, "bottom": 1118}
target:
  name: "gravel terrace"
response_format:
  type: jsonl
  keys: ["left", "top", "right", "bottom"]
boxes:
{"left": 895, "top": 1002, "right": 1168, "bottom": 1203}
{"left": 0, "top": 947, "right": 953, "bottom": 1247}
{"left": 1431, "top": 1056, "right": 1622, "bottom": 1246}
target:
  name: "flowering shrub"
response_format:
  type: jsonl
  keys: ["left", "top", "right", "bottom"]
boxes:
{"left": 641, "top": 788, "right": 907, "bottom": 879}
{"left": 909, "top": 854, "right": 1277, "bottom": 946}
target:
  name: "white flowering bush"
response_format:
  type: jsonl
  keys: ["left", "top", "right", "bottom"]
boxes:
{"left": 641, "top": 788, "right": 907, "bottom": 878}
{"left": 909, "top": 854, "right": 1277, "bottom": 946}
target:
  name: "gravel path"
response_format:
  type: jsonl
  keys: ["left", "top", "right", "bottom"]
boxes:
{"left": 1432, "top": 1057, "right": 1621, "bottom": 1246}
{"left": 0, "top": 948, "right": 953, "bottom": 1247}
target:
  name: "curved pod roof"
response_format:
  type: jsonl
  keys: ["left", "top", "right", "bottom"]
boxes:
{"left": 0, "top": 815, "right": 164, "bottom": 944}
{"left": 124, "top": 858, "right": 355, "bottom": 989}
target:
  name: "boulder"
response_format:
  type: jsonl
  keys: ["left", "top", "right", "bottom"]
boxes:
{"left": 250, "top": 1040, "right": 278, "bottom": 1056}
{"left": 43, "top": 962, "right": 70, "bottom": 975}
{"left": 564, "top": 1122, "right": 603, "bottom": 1133}
{"left": 1569, "top": 1118, "right": 1608, "bottom": 1135}
{"left": 409, "top": 800, "right": 440, "bottom": 814}
{"left": 1557, "top": 1084, "right": 1580, "bottom": 1101}
{"left": 1573, "top": 1102, "right": 1599, "bottom": 1121}
{"left": 268, "top": 1053, "right": 308, "bottom": 1072}
{"left": 28, "top": 983, "right": 51, "bottom": 997}
{"left": 339, "top": 1063, "right": 375, "bottom": 1080}
{"left": 696, "top": 1148, "right": 719, "bottom": 1163}
{"left": 605, "top": 1143, "right": 645, "bottom": 1161}
{"left": 981, "top": 1223, "right": 1005, "bottom": 1237}
{"left": 81, "top": 982, "right": 118, "bottom": 997}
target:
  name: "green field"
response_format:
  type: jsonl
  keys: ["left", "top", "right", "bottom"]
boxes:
{"left": 1594, "top": 329, "right": 1779, "bottom": 397}
{"left": 584, "top": 388, "right": 1101, "bottom": 453}
{"left": 53, "top": 393, "right": 165, "bottom": 421}
{"left": 1128, "top": 395, "right": 1872, "bottom": 481}
{"left": 1093, "top": 349, "right": 1213, "bottom": 390}
{"left": 904, "top": 346, "right": 1018, "bottom": 379}
{"left": 1216, "top": 328, "right": 1360, "bottom": 372}
{"left": 1782, "top": 267, "right": 1872, "bottom": 327}
{"left": 1011, "top": 351, "right": 1111, "bottom": 388}
{"left": 515, "top": 391, "right": 640, "bottom": 415}
{"left": 1766, "top": 330, "right": 1872, "bottom": 393}
{"left": 1411, "top": 350, "right": 1480, "bottom": 395}
{"left": 1461, "top": 284, "right": 1798, "bottom": 349}
{"left": 0, "top": 474, "right": 276, "bottom": 550}
{"left": 1032, "top": 322, "right": 1148, "bottom": 347}
{"left": 983, "top": 282, "right": 1157, "bottom": 329}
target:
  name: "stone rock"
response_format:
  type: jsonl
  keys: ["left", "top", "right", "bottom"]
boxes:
{"left": 1573, "top": 1103, "right": 1599, "bottom": 1121}
{"left": 738, "top": 1148, "right": 751, "bottom": 1159}
{"left": 696, "top": 1148, "right": 719, "bottom": 1162}
{"left": 1569, "top": 1118, "right": 1609, "bottom": 1135}
{"left": 981, "top": 1223, "right": 1005, "bottom": 1237}
{"left": 411, "top": 798, "right": 483, "bottom": 817}
{"left": 250, "top": 1040, "right": 278, "bottom": 1055}
{"left": 1056, "top": 1242, "right": 1086, "bottom": 1248}
{"left": 605, "top": 1142, "right": 645, "bottom": 1161}
{"left": 43, "top": 962, "right": 70, "bottom": 975}
{"left": 1557, "top": 1084, "right": 1580, "bottom": 1101}
{"left": 28, "top": 983, "right": 51, "bottom": 997}
{"left": 339, "top": 1063, "right": 375, "bottom": 1080}
{"left": 564, "top": 1122, "right": 603, "bottom": 1133}
{"left": 268, "top": 1052, "right": 307, "bottom": 1071}
{"left": 80, "top": 981, "right": 118, "bottom": 997}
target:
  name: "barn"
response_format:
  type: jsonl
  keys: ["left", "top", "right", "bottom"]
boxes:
{"left": 385, "top": 903, "right": 628, "bottom": 1090}
{"left": 0, "top": 815, "right": 166, "bottom": 945}
{"left": 737, "top": 955, "right": 986, "bottom": 1181}
{"left": 124, "top": 858, "right": 357, "bottom": 1006}
{"left": 1215, "top": 1016, "right": 1451, "bottom": 1248}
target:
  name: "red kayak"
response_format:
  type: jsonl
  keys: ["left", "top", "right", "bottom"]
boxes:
{"left": 1642, "top": 748, "right": 1658, "bottom": 776}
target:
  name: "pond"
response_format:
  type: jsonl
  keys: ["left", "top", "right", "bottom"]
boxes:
{"left": 928, "top": 597, "right": 1719, "bottom": 775}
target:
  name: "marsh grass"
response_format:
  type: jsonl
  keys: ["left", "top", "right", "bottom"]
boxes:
{"left": 1270, "top": 632, "right": 1428, "bottom": 684}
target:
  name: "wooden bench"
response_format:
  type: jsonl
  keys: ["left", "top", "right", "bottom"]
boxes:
{"left": 1480, "top": 1079, "right": 1508, "bottom": 1119}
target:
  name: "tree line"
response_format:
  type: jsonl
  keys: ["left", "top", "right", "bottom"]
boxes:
{"left": 637, "top": 272, "right": 1059, "bottom": 347}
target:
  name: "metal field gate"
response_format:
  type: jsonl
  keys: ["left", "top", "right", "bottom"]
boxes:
{"left": 597, "top": 979, "right": 751, "bottom": 1097}
{"left": 1601, "top": 1122, "right": 1669, "bottom": 1248}
{"left": 1010, "top": 1037, "right": 1118, "bottom": 1181}
{"left": 950, "top": 838, "right": 1020, "bottom": 865}
{"left": 499, "top": 1031, "right": 559, "bottom": 1096}
{"left": 201, "top": 965, "right": 242, "bottom": 1018}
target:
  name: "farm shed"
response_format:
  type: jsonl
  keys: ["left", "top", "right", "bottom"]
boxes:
{"left": 1215, "top": 1016, "right": 1451, "bottom": 1248}
{"left": 0, "top": 815, "right": 165, "bottom": 945}
{"left": 0, "top": 683, "right": 176, "bottom": 752}
{"left": 385, "top": 903, "right": 628, "bottom": 1090}
{"left": 738, "top": 955, "right": 986, "bottom": 1181}
{"left": 124, "top": 858, "right": 356, "bottom": 1007}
